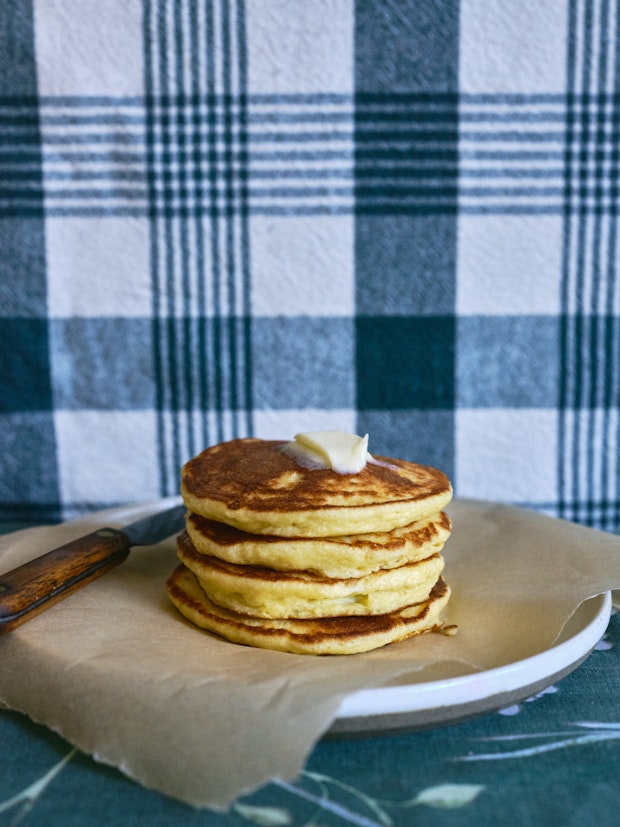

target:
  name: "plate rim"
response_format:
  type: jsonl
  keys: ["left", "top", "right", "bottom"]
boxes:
{"left": 336, "top": 591, "right": 611, "bottom": 722}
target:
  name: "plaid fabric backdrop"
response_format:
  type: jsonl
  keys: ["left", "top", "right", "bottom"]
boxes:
{"left": 1, "top": 0, "right": 619, "bottom": 532}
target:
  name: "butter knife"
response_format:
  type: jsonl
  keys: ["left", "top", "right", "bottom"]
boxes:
{"left": 0, "top": 503, "right": 185, "bottom": 634}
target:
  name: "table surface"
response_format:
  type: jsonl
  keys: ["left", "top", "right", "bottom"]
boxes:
{"left": 1, "top": 524, "right": 620, "bottom": 826}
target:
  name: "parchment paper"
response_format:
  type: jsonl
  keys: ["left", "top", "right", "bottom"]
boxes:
{"left": 1, "top": 497, "right": 620, "bottom": 809}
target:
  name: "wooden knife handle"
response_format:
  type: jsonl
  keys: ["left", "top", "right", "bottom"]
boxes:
{"left": 0, "top": 528, "right": 131, "bottom": 634}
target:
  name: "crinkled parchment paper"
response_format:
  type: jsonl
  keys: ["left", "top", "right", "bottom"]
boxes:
{"left": 1, "top": 497, "right": 620, "bottom": 809}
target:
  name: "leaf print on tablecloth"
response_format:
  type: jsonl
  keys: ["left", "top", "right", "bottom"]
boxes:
{"left": 454, "top": 722, "right": 620, "bottom": 761}
{"left": 242, "top": 773, "right": 485, "bottom": 827}
{"left": 498, "top": 684, "right": 558, "bottom": 716}
{"left": 233, "top": 802, "right": 293, "bottom": 826}
{"left": 0, "top": 748, "right": 76, "bottom": 825}
{"left": 594, "top": 633, "right": 613, "bottom": 650}
{"left": 406, "top": 784, "right": 486, "bottom": 809}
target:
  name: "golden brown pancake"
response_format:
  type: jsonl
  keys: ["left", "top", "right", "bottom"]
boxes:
{"left": 185, "top": 510, "right": 451, "bottom": 578}
{"left": 169, "top": 433, "right": 454, "bottom": 654}
{"left": 176, "top": 530, "right": 445, "bottom": 619}
{"left": 166, "top": 564, "right": 451, "bottom": 655}
{"left": 181, "top": 438, "right": 453, "bottom": 537}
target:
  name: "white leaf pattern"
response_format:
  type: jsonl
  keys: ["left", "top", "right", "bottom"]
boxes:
{"left": 233, "top": 803, "right": 292, "bottom": 826}
{"left": 411, "top": 784, "right": 486, "bottom": 809}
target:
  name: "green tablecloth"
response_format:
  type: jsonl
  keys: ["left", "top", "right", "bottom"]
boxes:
{"left": 1, "top": 534, "right": 619, "bottom": 825}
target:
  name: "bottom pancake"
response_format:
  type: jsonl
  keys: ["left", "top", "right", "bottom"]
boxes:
{"left": 166, "top": 564, "right": 451, "bottom": 655}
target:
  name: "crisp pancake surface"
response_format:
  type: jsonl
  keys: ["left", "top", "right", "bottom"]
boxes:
{"left": 185, "top": 510, "right": 451, "bottom": 577}
{"left": 177, "top": 531, "right": 445, "bottom": 619}
{"left": 166, "top": 565, "right": 451, "bottom": 655}
{"left": 181, "top": 438, "right": 453, "bottom": 536}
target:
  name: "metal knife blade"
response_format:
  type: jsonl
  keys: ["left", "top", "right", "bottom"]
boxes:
{"left": 121, "top": 503, "right": 186, "bottom": 547}
{"left": 0, "top": 503, "right": 186, "bottom": 634}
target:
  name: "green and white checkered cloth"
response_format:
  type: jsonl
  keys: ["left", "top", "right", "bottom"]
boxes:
{"left": 1, "top": 0, "right": 618, "bottom": 531}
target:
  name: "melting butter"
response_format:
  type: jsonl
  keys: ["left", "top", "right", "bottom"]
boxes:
{"left": 287, "top": 430, "right": 370, "bottom": 474}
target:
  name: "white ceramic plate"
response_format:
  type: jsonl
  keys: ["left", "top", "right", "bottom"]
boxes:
{"left": 330, "top": 591, "right": 611, "bottom": 735}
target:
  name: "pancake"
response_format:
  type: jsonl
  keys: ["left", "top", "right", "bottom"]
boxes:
{"left": 184, "top": 510, "right": 451, "bottom": 578}
{"left": 166, "top": 564, "right": 451, "bottom": 655}
{"left": 177, "top": 530, "right": 445, "bottom": 619}
{"left": 170, "top": 431, "right": 455, "bottom": 654}
{"left": 181, "top": 438, "right": 453, "bottom": 537}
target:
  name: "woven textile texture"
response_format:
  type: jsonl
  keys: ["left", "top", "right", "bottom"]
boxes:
{"left": 1, "top": 0, "right": 619, "bottom": 531}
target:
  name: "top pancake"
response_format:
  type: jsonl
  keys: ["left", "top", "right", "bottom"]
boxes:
{"left": 181, "top": 437, "right": 453, "bottom": 537}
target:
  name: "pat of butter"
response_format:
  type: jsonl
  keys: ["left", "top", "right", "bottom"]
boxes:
{"left": 290, "top": 430, "right": 370, "bottom": 474}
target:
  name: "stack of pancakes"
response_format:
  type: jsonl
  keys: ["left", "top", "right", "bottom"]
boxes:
{"left": 166, "top": 437, "right": 453, "bottom": 655}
